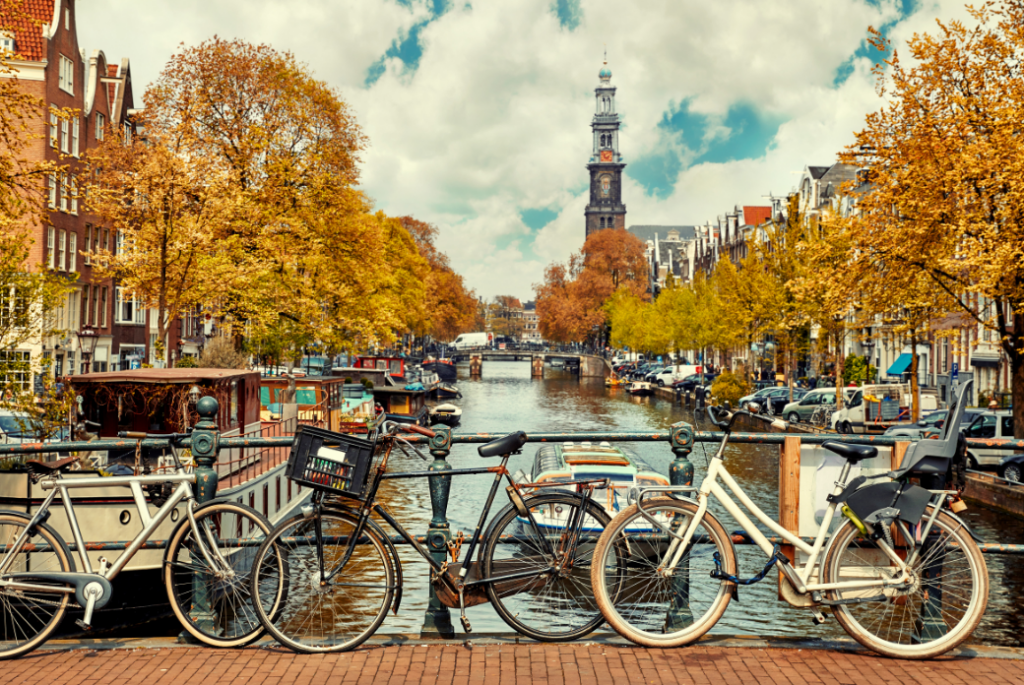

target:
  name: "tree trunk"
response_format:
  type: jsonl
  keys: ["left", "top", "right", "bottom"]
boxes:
{"left": 1012, "top": 312, "right": 1024, "bottom": 440}
{"left": 910, "top": 347, "right": 920, "bottom": 423}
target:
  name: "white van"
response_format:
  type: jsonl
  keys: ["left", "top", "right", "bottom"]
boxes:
{"left": 831, "top": 383, "right": 938, "bottom": 434}
{"left": 651, "top": 365, "right": 701, "bottom": 387}
{"left": 453, "top": 332, "right": 490, "bottom": 350}
{"left": 965, "top": 410, "right": 1013, "bottom": 468}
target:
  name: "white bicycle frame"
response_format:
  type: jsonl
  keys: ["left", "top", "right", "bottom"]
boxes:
{"left": 0, "top": 468, "right": 229, "bottom": 594}
{"left": 660, "top": 435, "right": 942, "bottom": 596}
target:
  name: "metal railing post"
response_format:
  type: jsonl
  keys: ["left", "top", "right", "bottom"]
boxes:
{"left": 191, "top": 396, "right": 221, "bottom": 504}
{"left": 666, "top": 421, "right": 695, "bottom": 629}
{"left": 421, "top": 426, "right": 455, "bottom": 637}
{"left": 180, "top": 395, "right": 220, "bottom": 643}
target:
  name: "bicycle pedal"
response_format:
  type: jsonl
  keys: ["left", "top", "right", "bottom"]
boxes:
{"left": 74, "top": 619, "right": 93, "bottom": 631}
{"left": 810, "top": 609, "right": 828, "bottom": 625}
{"left": 460, "top": 615, "right": 472, "bottom": 633}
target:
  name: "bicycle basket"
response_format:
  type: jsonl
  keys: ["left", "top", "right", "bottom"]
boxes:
{"left": 285, "top": 426, "right": 377, "bottom": 500}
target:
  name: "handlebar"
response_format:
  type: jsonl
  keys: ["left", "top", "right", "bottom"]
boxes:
{"left": 117, "top": 430, "right": 193, "bottom": 441}
{"left": 400, "top": 424, "right": 436, "bottom": 438}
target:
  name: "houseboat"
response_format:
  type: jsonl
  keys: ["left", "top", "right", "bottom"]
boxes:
{"left": 628, "top": 381, "right": 654, "bottom": 396}
{"left": 519, "top": 441, "right": 670, "bottom": 535}
{"left": 0, "top": 368, "right": 312, "bottom": 635}
{"left": 339, "top": 356, "right": 431, "bottom": 426}
{"left": 260, "top": 376, "right": 380, "bottom": 434}
{"left": 422, "top": 357, "right": 457, "bottom": 382}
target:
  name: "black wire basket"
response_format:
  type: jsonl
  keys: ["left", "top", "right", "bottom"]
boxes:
{"left": 285, "top": 426, "right": 377, "bottom": 500}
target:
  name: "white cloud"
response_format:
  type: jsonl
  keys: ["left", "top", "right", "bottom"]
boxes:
{"left": 76, "top": 0, "right": 980, "bottom": 300}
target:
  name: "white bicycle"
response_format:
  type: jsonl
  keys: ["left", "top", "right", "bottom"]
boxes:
{"left": 591, "top": 380, "right": 987, "bottom": 659}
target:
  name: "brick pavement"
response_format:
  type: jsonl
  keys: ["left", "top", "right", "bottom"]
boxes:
{"left": 3, "top": 643, "right": 1024, "bottom": 685}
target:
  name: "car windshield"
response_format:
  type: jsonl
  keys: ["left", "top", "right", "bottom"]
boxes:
{"left": 0, "top": 415, "right": 29, "bottom": 436}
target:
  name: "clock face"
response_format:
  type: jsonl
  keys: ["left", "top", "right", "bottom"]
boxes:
{"left": 600, "top": 150, "right": 613, "bottom": 162}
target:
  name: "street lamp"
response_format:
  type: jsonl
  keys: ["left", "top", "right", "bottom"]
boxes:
{"left": 76, "top": 325, "right": 98, "bottom": 374}
{"left": 862, "top": 338, "right": 875, "bottom": 384}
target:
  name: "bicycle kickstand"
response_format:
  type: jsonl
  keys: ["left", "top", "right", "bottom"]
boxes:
{"left": 459, "top": 588, "right": 472, "bottom": 633}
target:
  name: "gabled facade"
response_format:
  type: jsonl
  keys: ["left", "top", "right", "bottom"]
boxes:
{"left": 1, "top": 0, "right": 145, "bottom": 377}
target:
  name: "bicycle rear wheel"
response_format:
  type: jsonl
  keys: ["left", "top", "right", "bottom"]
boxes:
{"left": 591, "top": 498, "right": 736, "bottom": 647}
{"left": 250, "top": 508, "right": 394, "bottom": 653}
{"left": 822, "top": 508, "right": 988, "bottom": 658}
{"left": 0, "top": 513, "right": 73, "bottom": 659}
{"left": 483, "top": 491, "right": 614, "bottom": 641}
{"left": 165, "top": 501, "right": 277, "bottom": 647}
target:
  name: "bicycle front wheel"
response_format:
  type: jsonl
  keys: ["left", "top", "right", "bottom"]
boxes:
{"left": 0, "top": 513, "right": 73, "bottom": 659}
{"left": 165, "top": 501, "right": 277, "bottom": 647}
{"left": 483, "top": 491, "right": 614, "bottom": 641}
{"left": 250, "top": 508, "right": 394, "bottom": 653}
{"left": 822, "top": 508, "right": 988, "bottom": 659}
{"left": 591, "top": 498, "right": 736, "bottom": 647}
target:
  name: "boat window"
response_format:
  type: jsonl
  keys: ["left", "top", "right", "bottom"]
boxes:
{"left": 390, "top": 361, "right": 402, "bottom": 375}
{"left": 296, "top": 387, "right": 317, "bottom": 405}
{"left": 376, "top": 360, "right": 386, "bottom": 370}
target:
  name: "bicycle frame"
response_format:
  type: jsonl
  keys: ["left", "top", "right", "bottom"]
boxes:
{"left": 0, "top": 470, "right": 201, "bottom": 584}
{"left": 661, "top": 434, "right": 940, "bottom": 596}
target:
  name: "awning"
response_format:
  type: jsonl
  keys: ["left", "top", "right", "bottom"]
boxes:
{"left": 886, "top": 353, "right": 913, "bottom": 376}
{"left": 970, "top": 352, "right": 1001, "bottom": 368}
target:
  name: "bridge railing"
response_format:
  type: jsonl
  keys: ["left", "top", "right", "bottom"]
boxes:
{"left": 2, "top": 396, "right": 1022, "bottom": 636}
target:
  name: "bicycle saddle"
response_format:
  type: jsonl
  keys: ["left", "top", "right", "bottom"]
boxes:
{"left": 24, "top": 456, "right": 79, "bottom": 475}
{"left": 821, "top": 441, "right": 877, "bottom": 463}
{"left": 478, "top": 431, "right": 528, "bottom": 458}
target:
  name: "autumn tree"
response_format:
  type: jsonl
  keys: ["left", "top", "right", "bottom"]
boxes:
{"left": 839, "top": 1, "right": 1024, "bottom": 434}
{"left": 535, "top": 228, "right": 648, "bottom": 343}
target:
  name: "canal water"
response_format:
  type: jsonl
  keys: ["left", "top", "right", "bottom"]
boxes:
{"left": 378, "top": 361, "right": 1024, "bottom": 645}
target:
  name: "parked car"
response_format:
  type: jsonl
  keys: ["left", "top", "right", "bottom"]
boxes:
{"left": 965, "top": 410, "right": 1013, "bottom": 470}
{"left": 883, "top": 408, "right": 983, "bottom": 440}
{"left": 761, "top": 387, "right": 809, "bottom": 415}
{"left": 672, "top": 372, "right": 719, "bottom": 392}
{"left": 781, "top": 388, "right": 839, "bottom": 423}
{"left": 643, "top": 366, "right": 667, "bottom": 383}
{"left": 738, "top": 386, "right": 780, "bottom": 410}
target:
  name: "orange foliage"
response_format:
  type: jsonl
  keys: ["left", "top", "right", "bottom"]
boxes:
{"left": 535, "top": 229, "right": 649, "bottom": 343}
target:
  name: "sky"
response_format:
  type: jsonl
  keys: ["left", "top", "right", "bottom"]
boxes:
{"left": 76, "top": 0, "right": 975, "bottom": 301}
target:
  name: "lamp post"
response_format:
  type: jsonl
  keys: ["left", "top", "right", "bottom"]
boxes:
{"left": 862, "top": 339, "right": 875, "bottom": 384}
{"left": 76, "top": 325, "right": 98, "bottom": 374}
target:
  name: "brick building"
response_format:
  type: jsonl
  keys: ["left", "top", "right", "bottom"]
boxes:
{"left": 1, "top": 0, "right": 176, "bottom": 377}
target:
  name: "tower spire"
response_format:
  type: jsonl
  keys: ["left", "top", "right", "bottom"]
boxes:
{"left": 585, "top": 55, "right": 626, "bottom": 238}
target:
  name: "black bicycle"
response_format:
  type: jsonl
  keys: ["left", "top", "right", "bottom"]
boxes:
{"left": 249, "top": 421, "right": 620, "bottom": 652}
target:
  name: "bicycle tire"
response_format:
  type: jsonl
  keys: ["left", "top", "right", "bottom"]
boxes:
{"left": 483, "top": 491, "right": 615, "bottom": 641}
{"left": 0, "top": 512, "right": 74, "bottom": 659}
{"left": 250, "top": 508, "right": 394, "bottom": 653}
{"left": 591, "top": 498, "right": 736, "bottom": 647}
{"left": 822, "top": 507, "right": 988, "bottom": 658}
{"left": 164, "top": 501, "right": 278, "bottom": 647}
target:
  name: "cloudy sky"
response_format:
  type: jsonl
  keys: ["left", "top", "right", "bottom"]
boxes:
{"left": 77, "top": 0, "right": 972, "bottom": 300}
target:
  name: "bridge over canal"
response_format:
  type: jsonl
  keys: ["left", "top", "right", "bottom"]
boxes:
{"left": 448, "top": 350, "right": 609, "bottom": 378}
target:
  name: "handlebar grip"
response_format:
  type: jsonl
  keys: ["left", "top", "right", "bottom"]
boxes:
{"left": 119, "top": 431, "right": 147, "bottom": 439}
{"left": 402, "top": 424, "right": 436, "bottom": 438}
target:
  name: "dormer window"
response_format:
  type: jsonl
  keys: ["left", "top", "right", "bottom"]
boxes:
{"left": 0, "top": 31, "right": 14, "bottom": 55}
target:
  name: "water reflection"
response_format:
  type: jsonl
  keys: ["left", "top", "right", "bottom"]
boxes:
{"left": 376, "top": 363, "right": 1024, "bottom": 646}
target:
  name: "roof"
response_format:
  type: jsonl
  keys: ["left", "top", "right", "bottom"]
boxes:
{"left": 742, "top": 206, "right": 772, "bottom": 227}
{"left": 819, "top": 162, "right": 859, "bottom": 187}
{"left": 627, "top": 225, "right": 697, "bottom": 243}
{"left": 0, "top": 0, "right": 54, "bottom": 62}
{"left": 70, "top": 368, "right": 257, "bottom": 384}
{"left": 808, "top": 166, "right": 831, "bottom": 179}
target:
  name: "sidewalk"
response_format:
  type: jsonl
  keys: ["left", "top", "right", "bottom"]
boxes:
{"left": 7, "top": 637, "right": 1024, "bottom": 685}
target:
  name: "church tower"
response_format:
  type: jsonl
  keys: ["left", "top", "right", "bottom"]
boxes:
{"left": 584, "top": 58, "right": 626, "bottom": 238}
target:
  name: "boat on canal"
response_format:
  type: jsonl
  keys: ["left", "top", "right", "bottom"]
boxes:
{"left": 435, "top": 382, "right": 462, "bottom": 400}
{"left": 627, "top": 380, "right": 654, "bottom": 396}
{"left": 518, "top": 442, "right": 669, "bottom": 534}
{"left": 422, "top": 357, "right": 458, "bottom": 382}
{"left": 338, "top": 355, "right": 431, "bottom": 426}
{"left": 429, "top": 403, "right": 462, "bottom": 427}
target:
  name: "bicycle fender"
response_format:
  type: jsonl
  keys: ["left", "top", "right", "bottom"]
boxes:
{"left": 937, "top": 506, "right": 985, "bottom": 543}
{"left": 0, "top": 509, "right": 77, "bottom": 572}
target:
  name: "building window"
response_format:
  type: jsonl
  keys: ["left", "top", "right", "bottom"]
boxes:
{"left": 47, "top": 227, "right": 55, "bottom": 269}
{"left": 103, "top": 228, "right": 109, "bottom": 254}
{"left": 0, "top": 31, "right": 14, "bottom": 55}
{"left": 59, "top": 54, "right": 73, "bottom": 94}
{"left": 47, "top": 173, "right": 57, "bottom": 209}
{"left": 100, "top": 287, "right": 107, "bottom": 328}
{"left": 59, "top": 174, "right": 68, "bottom": 212}
{"left": 123, "top": 122, "right": 132, "bottom": 146}
{"left": 81, "top": 284, "right": 90, "bottom": 325}
{"left": 49, "top": 109, "right": 58, "bottom": 148}
{"left": 0, "top": 351, "right": 31, "bottom": 393}
{"left": 84, "top": 225, "right": 92, "bottom": 264}
{"left": 69, "top": 233, "right": 77, "bottom": 273}
{"left": 58, "top": 230, "right": 66, "bottom": 271}
{"left": 69, "top": 175, "right": 78, "bottom": 214}
{"left": 72, "top": 117, "right": 79, "bottom": 157}
{"left": 60, "top": 116, "right": 69, "bottom": 153}
{"left": 95, "top": 113, "right": 105, "bottom": 141}
{"left": 115, "top": 287, "right": 145, "bottom": 325}
{"left": 65, "top": 8, "right": 70, "bottom": 30}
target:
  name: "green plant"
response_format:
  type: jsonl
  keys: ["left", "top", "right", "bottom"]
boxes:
{"left": 841, "top": 354, "right": 877, "bottom": 385}
{"left": 361, "top": 378, "right": 374, "bottom": 389}
{"left": 710, "top": 371, "right": 750, "bottom": 406}
{"left": 175, "top": 355, "right": 199, "bottom": 368}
